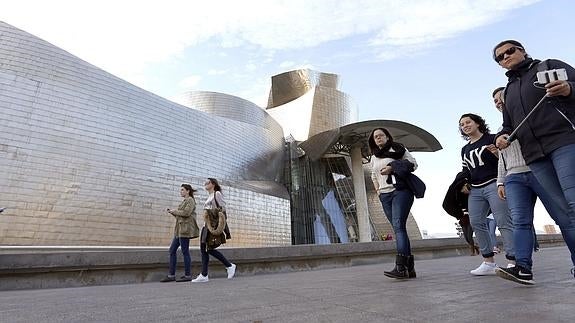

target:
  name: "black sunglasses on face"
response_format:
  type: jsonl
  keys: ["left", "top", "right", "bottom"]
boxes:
{"left": 495, "top": 46, "right": 522, "bottom": 62}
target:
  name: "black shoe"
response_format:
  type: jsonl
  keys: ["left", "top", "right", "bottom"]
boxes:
{"left": 495, "top": 265, "right": 535, "bottom": 285}
{"left": 176, "top": 276, "right": 192, "bottom": 282}
{"left": 160, "top": 276, "right": 176, "bottom": 283}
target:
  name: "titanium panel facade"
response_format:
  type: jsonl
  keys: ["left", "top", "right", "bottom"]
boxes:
{"left": 266, "top": 69, "right": 356, "bottom": 141}
{"left": 0, "top": 22, "right": 290, "bottom": 247}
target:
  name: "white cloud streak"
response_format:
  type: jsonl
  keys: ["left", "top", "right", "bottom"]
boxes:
{"left": 178, "top": 75, "right": 202, "bottom": 89}
{"left": 2, "top": 0, "right": 540, "bottom": 82}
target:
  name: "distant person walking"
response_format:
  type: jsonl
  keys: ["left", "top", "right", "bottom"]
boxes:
{"left": 369, "top": 128, "right": 423, "bottom": 279}
{"left": 192, "top": 178, "right": 236, "bottom": 283}
{"left": 459, "top": 113, "right": 515, "bottom": 276}
{"left": 160, "top": 184, "right": 200, "bottom": 283}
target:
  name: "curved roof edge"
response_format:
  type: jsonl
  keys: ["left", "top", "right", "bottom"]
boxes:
{"left": 299, "top": 119, "right": 442, "bottom": 161}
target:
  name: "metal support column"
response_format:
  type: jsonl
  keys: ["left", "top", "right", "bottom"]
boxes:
{"left": 350, "top": 145, "right": 371, "bottom": 242}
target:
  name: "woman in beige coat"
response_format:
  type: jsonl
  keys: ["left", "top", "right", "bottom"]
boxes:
{"left": 160, "top": 184, "right": 200, "bottom": 282}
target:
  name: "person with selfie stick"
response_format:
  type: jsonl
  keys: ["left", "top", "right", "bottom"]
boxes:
{"left": 505, "top": 94, "right": 547, "bottom": 143}
{"left": 493, "top": 40, "right": 575, "bottom": 279}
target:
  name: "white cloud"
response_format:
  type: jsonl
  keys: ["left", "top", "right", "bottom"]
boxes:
{"left": 2, "top": 0, "right": 541, "bottom": 81}
{"left": 207, "top": 69, "right": 228, "bottom": 75}
{"left": 278, "top": 61, "right": 315, "bottom": 72}
{"left": 178, "top": 75, "right": 202, "bottom": 89}
{"left": 367, "top": 0, "right": 541, "bottom": 59}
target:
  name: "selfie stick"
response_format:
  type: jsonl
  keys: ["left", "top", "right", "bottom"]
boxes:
{"left": 507, "top": 94, "right": 547, "bottom": 142}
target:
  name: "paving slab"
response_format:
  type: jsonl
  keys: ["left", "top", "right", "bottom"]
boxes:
{"left": 0, "top": 246, "right": 573, "bottom": 322}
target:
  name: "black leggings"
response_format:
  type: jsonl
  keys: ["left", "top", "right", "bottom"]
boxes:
{"left": 200, "top": 242, "right": 231, "bottom": 276}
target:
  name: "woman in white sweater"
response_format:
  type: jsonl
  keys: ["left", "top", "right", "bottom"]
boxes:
{"left": 369, "top": 128, "right": 418, "bottom": 279}
{"left": 191, "top": 178, "right": 236, "bottom": 283}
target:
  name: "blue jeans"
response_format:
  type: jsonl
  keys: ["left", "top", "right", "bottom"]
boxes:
{"left": 504, "top": 172, "right": 542, "bottom": 270}
{"left": 528, "top": 144, "right": 575, "bottom": 266}
{"left": 379, "top": 189, "right": 414, "bottom": 255}
{"left": 487, "top": 217, "right": 497, "bottom": 248}
{"left": 200, "top": 242, "right": 232, "bottom": 276}
{"left": 168, "top": 237, "right": 191, "bottom": 276}
{"left": 468, "top": 182, "right": 514, "bottom": 259}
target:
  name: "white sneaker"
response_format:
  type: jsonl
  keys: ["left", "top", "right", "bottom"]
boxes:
{"left": 226, "top": 263, "right": 236, "bottom": 279}
{"left": 191, "top": 274, "right": 209, "bottom": 283}
{"left": 470, "top": 262, "right": 497, "bottom": 276}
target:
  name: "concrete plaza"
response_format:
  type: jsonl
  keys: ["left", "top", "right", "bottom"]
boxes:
{"left": 0, "top": 246, "right": 573, "bottom": 323}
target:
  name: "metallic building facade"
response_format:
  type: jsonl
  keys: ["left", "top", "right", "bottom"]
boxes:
{"left": 0, "top": 22, "right": 290, "bottom": 247}
{"left": 266, "top": 70, "right": 357, "bottom": 141}
{"left": 266, "top": 71, "right": 442, "bottom": 244}
{"left": 0, "top": 22, "right": 442, "bottom": 247}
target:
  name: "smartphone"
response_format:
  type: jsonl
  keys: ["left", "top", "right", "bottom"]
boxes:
{"left": 536, "top": 68, "right": 568, "bottom": 84}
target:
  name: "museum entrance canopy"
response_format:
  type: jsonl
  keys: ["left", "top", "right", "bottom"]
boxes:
{"left": 298, "top": 119, "right": 443, "bottom": 161}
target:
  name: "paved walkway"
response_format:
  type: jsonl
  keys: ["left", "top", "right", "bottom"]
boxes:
{"left": 0, "top": 246, "right": 573, "bottom": 323}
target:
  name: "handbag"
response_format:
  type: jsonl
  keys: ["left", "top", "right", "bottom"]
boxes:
{"left": 213, "top": 192, "right": 232, "bottom": 239}
{"left": 204, "top": 194, "right": 227, "bottom": 249}
{"left": 206, "top": 230, "right": 225, "bottom": 249}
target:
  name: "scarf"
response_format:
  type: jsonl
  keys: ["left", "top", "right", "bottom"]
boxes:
{"left": 373, "top": 142, "right": 406, "bottom": 160}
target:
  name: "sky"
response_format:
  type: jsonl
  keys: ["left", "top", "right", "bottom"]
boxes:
{"left": 3, "top": 0, "right": 574, "bottom": 237}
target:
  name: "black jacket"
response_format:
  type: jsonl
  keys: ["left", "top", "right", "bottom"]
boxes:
{"left": 389, "top": 159, "right": 426, "bottom": 198}
{"left": 442, "top": 171, "right": 469, "bottom": 219}
{"left": 498, "top": 58, "right": 575, "bottom": 164}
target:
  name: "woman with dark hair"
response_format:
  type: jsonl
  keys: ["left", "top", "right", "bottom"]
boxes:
{"left": 459, "top": 113, "right": 515, "bottom": 276}
{"left": 192, "top": 178, "right": 236, "bottom": 283}
{"left": 369, "top": 128, "right": 418, "bottom": 279}
{"left": 160, "top": 184, "right": 200, "bottom": 282}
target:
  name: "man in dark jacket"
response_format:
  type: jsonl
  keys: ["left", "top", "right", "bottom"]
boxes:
{"left": 493, "top": 40, "right": 575, "bottom": 279}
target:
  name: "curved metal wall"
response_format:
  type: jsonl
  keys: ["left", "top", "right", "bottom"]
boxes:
{"left": 267, "top": 70, "right": 339, "bottom": 109}
{"left": 265, "top": 69, "right": 355, "bottom": 141}
{"left": 179, "top": 91, "right": 286, "bottom": 182}
{"left": 0, "top": 22, "right": 290, "bottom": 247}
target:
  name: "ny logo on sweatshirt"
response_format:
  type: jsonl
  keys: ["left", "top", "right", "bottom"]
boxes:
{"left": 462, "top": 146, "right": 488, "bottom": 169}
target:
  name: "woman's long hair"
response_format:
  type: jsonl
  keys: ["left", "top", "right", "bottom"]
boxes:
{"left": 459, "top": 113, "right": 490, "bottom": 140}
{"left": 207, "top": 178, "right": 222, "bottom": 192}
{"left": 368, "top": 127, "right": 406, "bottom": 159}
{"left": 181, "top": 184, "right": 197, "bottom": 198}
{"left": 368, "top": 127, "right": 393, "bottom": 155}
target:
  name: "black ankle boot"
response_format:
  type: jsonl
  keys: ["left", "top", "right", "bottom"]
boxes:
{"left": 384, "top": 255, "right": 409, "bottom": 279}
{"left": 407, "top": 255, "right": 416, "bottom": 278}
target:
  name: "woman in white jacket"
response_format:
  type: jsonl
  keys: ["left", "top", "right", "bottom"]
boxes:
{"left": 192, "top": 178, "right": 236, "bottom": 283}
{"left": 369, "top": 128, "right": 418, "bottom": 279}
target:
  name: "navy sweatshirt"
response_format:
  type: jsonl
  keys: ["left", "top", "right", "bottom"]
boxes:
{"left": 461, "top": 134, "right": 499, "bottom": 187}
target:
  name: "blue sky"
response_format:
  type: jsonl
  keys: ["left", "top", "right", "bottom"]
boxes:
{"left": 4, "top": 0, "right": 574, "bottom": 236}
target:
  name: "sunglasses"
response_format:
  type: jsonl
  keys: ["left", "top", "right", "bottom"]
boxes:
{"left": 495, "top": 46, "right": 522, "bottom": 63}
